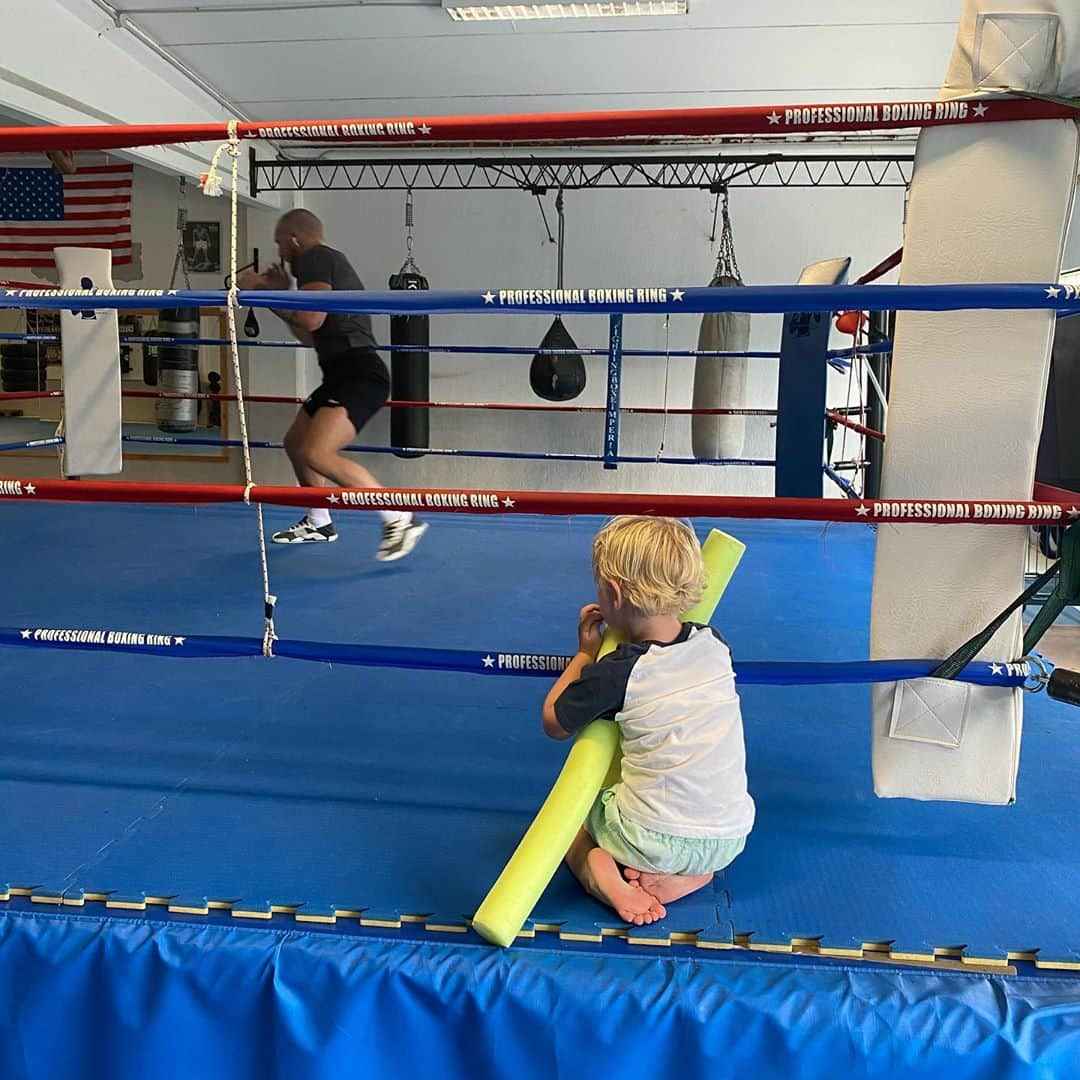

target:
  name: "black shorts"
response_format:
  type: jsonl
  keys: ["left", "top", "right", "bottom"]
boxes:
{"left": 302, "top": 348, "right": 390, "bottom": 434}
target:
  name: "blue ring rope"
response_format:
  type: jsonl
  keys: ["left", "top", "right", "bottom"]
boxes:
{"left": 0, "top": 626, "right": 1033, "bottom": 687}
{"left": 0, "top": 436, "right": 63, "bottom": 453}
{"left": 2, "top": 282, "right": 1078, "bottom": 315}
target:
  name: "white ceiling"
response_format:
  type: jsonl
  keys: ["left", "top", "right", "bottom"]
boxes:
{"left": 85, "top": 0, "right": 965, "bottom": 122}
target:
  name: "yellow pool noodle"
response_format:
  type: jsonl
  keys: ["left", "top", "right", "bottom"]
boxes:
{"left": 472, "top": 528, "right": 746, "bottom": 947}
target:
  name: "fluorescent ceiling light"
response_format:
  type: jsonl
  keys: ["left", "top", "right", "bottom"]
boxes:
{"left": 444, "top": 2, "right": 688, "bottom": 21}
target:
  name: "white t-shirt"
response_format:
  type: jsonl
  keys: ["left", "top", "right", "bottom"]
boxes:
{"left": 555, "top": 623, "right": 755, "bottom": 839}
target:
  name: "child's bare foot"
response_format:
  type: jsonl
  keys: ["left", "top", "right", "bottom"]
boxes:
{"left": 587, "top": 848, "right": 666, "bottom": 925}
{"left": 630, "top": 868, "right": 717, "bottom": 902}
{"left": 636, "top": 871, "right": 714, "bottom": 905}
{"left": 622, "top": 866, "right": 641, "bottom": 881}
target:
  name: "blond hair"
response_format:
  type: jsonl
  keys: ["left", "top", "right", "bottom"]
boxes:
{"left": 592, "top": 516, "right": 705, "bottom": 617}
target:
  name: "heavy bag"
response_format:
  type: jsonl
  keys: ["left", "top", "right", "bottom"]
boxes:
{"left": 389, "top": 269, "right": 429, "bottom": 458}
{"left": 1037, "top": 307, "right": 1080, "bottom": 491}
{"left": 530, "top": 317, "right": 586, "bottom": 402}
{"left": 142, "top": 344, "right": 158, "bottom": 387}
{"left": 155, "top": 307, "right": 200, "bottom": 433}
{"left": 691, "top": 273, "right": 750, "bottom": 460}
{"left": 0, "top": 343, "right": 47, "bottom": 392}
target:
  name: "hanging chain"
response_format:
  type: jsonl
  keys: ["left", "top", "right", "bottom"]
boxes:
{"left": 712, "top": 189, "right": 741, "bottom": 284}
{"left": 170, "top": 177, "right": 192, "bottom": 290}
{"left": 403, "top": 188, "right": 417, "bottom": 273}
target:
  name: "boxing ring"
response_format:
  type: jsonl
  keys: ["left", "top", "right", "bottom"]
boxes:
{"left": 4, "top": 2, "right": 1080, "bottom": 1067}
{"left": 0, "top": 491, "right": 1079, "bottom": 1075}
{"left": 1, "top": 301, "right": 1080, "bottom": 1075}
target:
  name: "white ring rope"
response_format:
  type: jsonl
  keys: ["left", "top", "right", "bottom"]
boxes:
{"left": 206, "top": 120, "right": 277, "bottom": 656}
{"left": 656, "top": 313, "right": 672, "bottom": 461}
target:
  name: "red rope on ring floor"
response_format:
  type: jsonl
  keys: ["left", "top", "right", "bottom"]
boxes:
{"left": 0, "top": 98, "right": 1072, "bottom": 153}
{"left": 0, "top": 478, "right": 1075, "bottom": 525}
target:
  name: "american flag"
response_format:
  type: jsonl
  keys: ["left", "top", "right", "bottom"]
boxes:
{"left": 0, "top": 158, "right": 133, "bottom": 269}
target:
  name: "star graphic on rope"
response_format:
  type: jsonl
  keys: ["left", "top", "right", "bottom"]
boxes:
{"left": 1046, "top": 285, "right": 1061, "bottom": 299}
{"left": 990, "top": 663, "right": 1004, "bottom": 676}
{"left": 671, "top": 289, "right": 685, "bottom": 302}
{"left": 327, "top": 493, "right": 340, "bottom": 504}
{"left": 25, "top": 483, "right": 35, "bottom": 495}
{"left": 20, "top": 629, "right": 30, "bottom": 639}
{"left": 973, "top": 103, "right": 989, "bottom": 117}
{"left": 855, "top": 504, "right": 870, "bottom": 516}
{"left": 1068, "top": 506, "right": 1080, "bottom": 520}
{"left": 482, "top": 655, "right": 495, "bottom": 668}
{"left": 502, "top": 496, "right": 515, "bottom": 508}
{"left": 482, "top": 291, "right": 496, "bottom": 304}
{"left": 174, "top": 637, "right": 185, "bottom": 646}
{"left": 767, "top": 111, "right": 782, "bottom": 125}
{"left": 420, "top": 124, "right": 432, "bottom": 135}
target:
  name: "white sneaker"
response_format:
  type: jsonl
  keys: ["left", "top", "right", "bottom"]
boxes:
{"left": 271, "top": 516, "right": 338, "bottom": 544}
{"left": 376, "top": 519, "right": 428, "bottom": 562}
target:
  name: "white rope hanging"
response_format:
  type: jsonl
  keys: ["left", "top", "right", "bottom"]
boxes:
{"left": 204, "top": 121, "right": 277, "bottom": 656}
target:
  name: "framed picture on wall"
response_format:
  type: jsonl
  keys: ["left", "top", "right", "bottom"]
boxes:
{"left": 182, "top": 221, "right": 221, "bottom": 273}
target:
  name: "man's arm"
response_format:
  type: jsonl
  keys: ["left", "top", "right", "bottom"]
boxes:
{"left": 236, "top": 267, "right": 326, "bottom": 345}
{"left": 279, "top": 281, "right": 329, "bottom": 335}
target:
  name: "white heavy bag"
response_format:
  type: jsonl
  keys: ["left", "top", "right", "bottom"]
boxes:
{"left": 692, "top": 274, "right": 750, "bottom": 460}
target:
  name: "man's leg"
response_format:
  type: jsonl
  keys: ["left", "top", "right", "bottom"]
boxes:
{"left": 296, "top": 405, "right": 387, "bottom": 489}
{"left": 272, "top": 407, "right": 339, "bottom": 543}
{"left": 297, "top": 406, "right": 428, "bottom": 561}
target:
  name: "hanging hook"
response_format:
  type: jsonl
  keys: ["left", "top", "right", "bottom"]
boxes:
{"left": 555, "top": 189, "right": 566, "bottom": 290}
{"left": 708, "top": 187, "right": 722, "bottom": 244}
{"left": 534, "top": 192, "right": 555, "bottom": 244}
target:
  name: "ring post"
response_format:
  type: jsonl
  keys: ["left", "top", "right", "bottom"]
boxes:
{"left": 603, "top": 313, "right": 623, "bottom": 470}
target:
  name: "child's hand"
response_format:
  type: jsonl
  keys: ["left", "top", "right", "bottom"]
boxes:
{"left": 577, "top": 604, "right": 604, "bottom": 659}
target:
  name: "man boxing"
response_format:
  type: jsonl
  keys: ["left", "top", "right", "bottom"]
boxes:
{"left": 238, "top": 209, "right": 426, "bottom": 562}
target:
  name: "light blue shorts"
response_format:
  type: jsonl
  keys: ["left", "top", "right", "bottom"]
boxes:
{"left": 584, "top": 787, "right": 747, "bottom": 876}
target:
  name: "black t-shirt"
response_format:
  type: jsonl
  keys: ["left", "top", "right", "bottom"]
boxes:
{"left": 291, "top": 244, "right": 377, "bottom": 363}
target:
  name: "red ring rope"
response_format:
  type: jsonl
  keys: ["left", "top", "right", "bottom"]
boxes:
{"left": 0, "top": 98, "right": 1071, "bottom": 153}
{"left": 826, "top": 411, "right": 885, "bottom": 442}
{"left": 0, "top": 478, "right": 1073, "bottom": 525}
